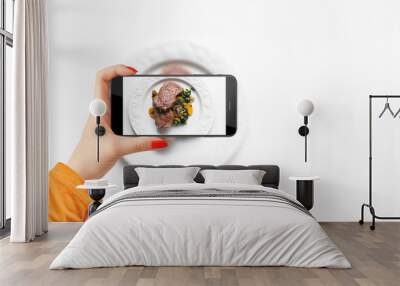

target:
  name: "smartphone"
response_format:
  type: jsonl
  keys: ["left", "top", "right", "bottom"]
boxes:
{"left": 111, "top": 75, "right": 237, "bottom": 136}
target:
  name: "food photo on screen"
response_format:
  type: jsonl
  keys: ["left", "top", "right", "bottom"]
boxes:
{"left": 123, "top": 75, "right": 227, "bottom": 136}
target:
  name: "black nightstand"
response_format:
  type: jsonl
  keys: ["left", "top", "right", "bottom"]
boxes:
{"left": 87, "top": 189, "right": 106, "bottom": 215}
{"left": 77, "top": 183, "right": 116, "bottom": 216}
{"left": 289, "top": 177, "right": 320, "bottom": 210}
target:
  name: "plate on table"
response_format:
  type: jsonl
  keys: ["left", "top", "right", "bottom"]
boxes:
{"left": 121, "top": 41, "right": 246, "bottom": 165}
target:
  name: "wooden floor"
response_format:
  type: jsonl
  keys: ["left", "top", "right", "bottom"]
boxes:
{"left": 0, "top": 222, "right": 399, "bottom": 286}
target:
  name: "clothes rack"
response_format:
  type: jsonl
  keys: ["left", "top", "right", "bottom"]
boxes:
{"left": 359, "top": 95, "right": 400, "bottom": 230}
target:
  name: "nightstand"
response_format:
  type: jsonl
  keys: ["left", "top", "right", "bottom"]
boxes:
{"left": 289, "top": 176, "right": 320, "bottom": 210}
{"left": 77, "top": 183, "right": 116, "bottom": 216}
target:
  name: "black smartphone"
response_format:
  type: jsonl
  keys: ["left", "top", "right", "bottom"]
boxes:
{"left": 111, "top": 74, "right": 237, "bottom": 136}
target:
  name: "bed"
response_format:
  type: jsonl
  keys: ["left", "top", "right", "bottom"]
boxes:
{"left": 50, "top": 165, "right": 350, "bottom": 269}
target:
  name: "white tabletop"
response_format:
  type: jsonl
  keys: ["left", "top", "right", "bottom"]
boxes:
{"left": 289, "top": 176, "right": 320, "bottom": 181}
{"left": 76, "top": 184, "right": 117, "bottom": 190}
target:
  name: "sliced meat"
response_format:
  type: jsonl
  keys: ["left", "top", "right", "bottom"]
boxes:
{"left": 154, "top": 110, "right": 175, "bottom": 128}
{"left": 153, "top": 81, "right": 183, "bottom": 111}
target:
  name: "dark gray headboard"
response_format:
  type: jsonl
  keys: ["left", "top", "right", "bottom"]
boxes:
{"left": 123, "top": 165, "right": 280, "bottom": 189}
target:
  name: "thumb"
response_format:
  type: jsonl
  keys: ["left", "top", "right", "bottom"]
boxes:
{"left": 116, "top": 137, "right": 169, "bottom": 156}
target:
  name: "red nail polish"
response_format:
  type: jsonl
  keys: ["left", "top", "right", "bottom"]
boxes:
{"left": 125, "top": 66, "right": 138, "bottom": 73}
{"left": 151, "top": 139, "right": 168, "bottom": 149}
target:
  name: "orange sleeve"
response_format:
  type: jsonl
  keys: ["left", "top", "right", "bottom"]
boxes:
{"left": 48, "top": 162, "right": 91, "bottom": 222}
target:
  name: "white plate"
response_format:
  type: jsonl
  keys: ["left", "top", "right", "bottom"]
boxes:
{"left": 129, "top": 77, "right": 214, "bottom": 135}
{"left": 122, "top": 42, "right": 246, "bottom": 165}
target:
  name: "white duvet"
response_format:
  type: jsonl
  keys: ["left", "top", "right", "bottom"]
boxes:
{"left": 50, "top": 183, "right": 350, "bottom": 269}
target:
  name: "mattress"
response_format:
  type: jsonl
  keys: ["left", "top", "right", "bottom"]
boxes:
{"left": 50, "top": 183, "right": 350, "bottom": 269}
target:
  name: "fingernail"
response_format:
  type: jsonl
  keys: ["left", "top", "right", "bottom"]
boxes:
{"left": 151, "top": 139, "right": 168, "bottom": 149}
{"left": 125, "top": 65, "right": 138, "bottom": 74}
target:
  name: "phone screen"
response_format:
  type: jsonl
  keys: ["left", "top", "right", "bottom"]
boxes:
{"left": 111, "top": 75, "right": 236, "bottom": 136}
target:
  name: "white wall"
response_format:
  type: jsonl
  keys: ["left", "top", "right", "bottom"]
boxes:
{"left": 47, "top": 0, "right": 400, "bottom": 221}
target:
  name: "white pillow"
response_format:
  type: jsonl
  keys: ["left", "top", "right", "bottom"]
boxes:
{"left": 200, "top": 169, "right": 266, "bottom": 185}
{"left": 135, "top": 167, "right": 201, "bottom": 186}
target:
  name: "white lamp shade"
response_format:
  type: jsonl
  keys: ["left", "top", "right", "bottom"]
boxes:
{"left": 89, "top": 99, "right": 107, "bottom": 117}
{"left": 297, "top": 99, "right": 314, "bottom": 116}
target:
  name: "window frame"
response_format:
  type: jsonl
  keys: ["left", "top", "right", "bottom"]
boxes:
{"left": 0, "top": 0, "right": 13, "bottom": 234}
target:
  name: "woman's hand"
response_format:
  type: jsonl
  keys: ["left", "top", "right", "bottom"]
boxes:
{"left": 68, "top": 64, "right": 169, "bottom": 180}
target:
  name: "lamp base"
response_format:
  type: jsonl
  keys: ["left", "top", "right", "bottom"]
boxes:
{"left": 95, "top": 125, "right": 106, "bottom": 136}
{"left": 298, "top": 126, "right": 309, "bottom": 136}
